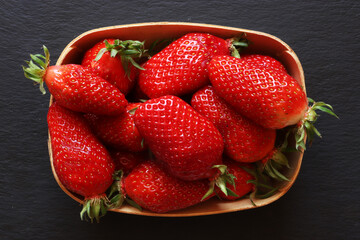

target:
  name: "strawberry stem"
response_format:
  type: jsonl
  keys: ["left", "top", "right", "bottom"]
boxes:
{"left": 22, "top": 45, "right": 50, "bottom": 94}
{"left": 228, "top": 33, "right": 250, "bottom": 58}
{"left": 295, "top": 97, "right": 338, "bottom": 151}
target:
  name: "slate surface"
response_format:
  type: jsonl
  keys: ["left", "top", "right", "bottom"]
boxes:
{"left": 0, "top": 1, "right": 359, "bottom": 239}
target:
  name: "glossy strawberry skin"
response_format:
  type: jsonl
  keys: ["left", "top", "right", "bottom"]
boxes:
{"left": 44, "top": 64, "right": 128, "bottom": 115}
{"left": 47, "top": 102, "right": 114, "bottom": 198}
{"left": 139, "top": 33, "right": 230, "bottom": 98}
{"left": 85, "top": 103, "right": 146, "bottom": 152}
{"left": 216, "top": 160, "right": 254, "bottom": 200}
{"left": 191, "top": 86, "right": 276, "bottom": 162}
{"left": 81, "top": 39, "right": 137, "bottom": 95}
{"left": 240, "top": 54, "right": 287, "bottom": 74}
{"left": 123, "top": 161, "right": 211, "bottom": 213}
{"left": 134, "top": 95, "right": 224, "bottom": 181}
{"left": 209, "top": 55, "right": 308, "bottom": 129}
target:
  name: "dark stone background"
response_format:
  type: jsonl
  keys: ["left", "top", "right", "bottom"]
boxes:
{"left": 0, "top": 1, "right": 358, "bottom": 239}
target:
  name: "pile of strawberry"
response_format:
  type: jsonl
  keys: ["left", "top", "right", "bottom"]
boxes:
{"left": 23, "top": 33, "right": 337, "bottom": 222}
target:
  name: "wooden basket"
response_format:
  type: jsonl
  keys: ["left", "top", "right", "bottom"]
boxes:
{"left": 49, "top": 22, "right": 305, "bottom": 217}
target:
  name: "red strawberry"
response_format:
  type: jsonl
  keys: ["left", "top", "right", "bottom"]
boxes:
{"left": 209, "top": 55, "right": 337, "bottom": 150}
{"left": 81, "top": 39, "right": 145, "bottom": 95}
{"left": 123, "top": 161, "right": 211, "bottom": 213}
{"left": 215, "top": 160, "right": 254, "bottom": 201}
{"left": 111, "top": 150, "right": 146, "bottom": 175}
{"left": 85, "top": 103, "right": 146, "bottom": 152}
{"left": 138, "top": 33, "right": 230, "bottom": 98}
{"left": 23, "top": 46, "right": 128, "bottom": 115}
{"left": 133, "top": 95, "right": 224, "bottom": 181}
{"left": 47, "top": 102, "right": 114, "bottom": 222}
{"left": 240, "top": 54, "right": 287, "bottom": 73}
{"left": 209, "top": 55, "right": 308, "bottom": 129}
{"left": 191, "top": 85, "right": 276, "bottom": 162}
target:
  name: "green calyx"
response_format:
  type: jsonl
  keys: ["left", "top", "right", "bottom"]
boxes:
{"left": 295, "top": 97, "right": 338, "bottom": 151}
{"left": 241, "top": 166, "right": 279, "bottom": 206}
{"left": 241, "top": 134, "right": 294, "bottom": 205}
{"left": 201, "top": 164, "right": 238, "bottom": 201}
{"left": 80, "top": 195, "right": 109, "bottom": 223}
{"left": 107, "top": 170, "right": 124, "bottom": 207}
{"left": 107, "top": 170, "right": 142, "bottom": 211}
{"left": 261, "top": 130, "right": 294, "bottom": 181}
{"left": 229, "top": 33, "right": 250, "bottom": 58}
{"left": 80, "top": 170, "right": 142, "bottom": 223}
{"left": 22, "top": 45, "right": 50, "bottom": 94}
{"left": 262, "top": 150, "right": 290, "bottom": 182}
{"left": 95, "top": 39, "right": 146, "bottom": 76}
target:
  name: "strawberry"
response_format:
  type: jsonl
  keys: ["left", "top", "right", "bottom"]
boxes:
{"left": 47, "top": 102, "right": 114, "bottom": 222}
{"left": 123, "top": 161, "right": 211, "bottom": 213}
{"left": 81, "top": 39, "right": 145, "bottom": 95}
{"left": 138, "top": 33, "right": 230, "bottom": 98}
{"left": 133, "top": 95, "right": 224, "bottom": 181}
{"left": 209, "top": 55, "right": 337, "bottom": 150}
{"left": 23, "top": 46, "right": 128, "bottom": 115}
{"left": 111, "top": 150, "right": 146, "bottom": 175}
{"left": 191, "top": 85, "right": 276, "bottom": 162}
{"left": 85, "top": 103, "right": 146, "bottom": 152}
{"left": 209, "top": 55, "right": 308, "bottom": 130}
{"left": 215, "top": 160, "right": 254, "bottom": 201}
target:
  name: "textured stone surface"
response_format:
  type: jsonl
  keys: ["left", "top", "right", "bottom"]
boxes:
{"left": 0, "top": 0, "right": 359, "bottom": 239}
